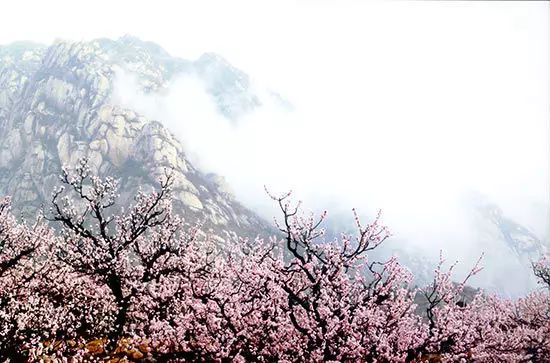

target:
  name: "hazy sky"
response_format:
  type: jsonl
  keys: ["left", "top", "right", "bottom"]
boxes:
{"left": 2, "top": 1, "right": 549, "bottom": 292}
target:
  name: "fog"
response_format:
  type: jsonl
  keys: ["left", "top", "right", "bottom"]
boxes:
{"left": 111, "top": 61, "right": 548, "bottom": 293}
{"left": 3, "top": 1, "right": 549, "bottom": 294}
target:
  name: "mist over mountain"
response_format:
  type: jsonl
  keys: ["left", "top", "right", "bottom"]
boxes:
{"left": 0, "top": 35, "right": 547, "bottom": 296}
{"left": 0, "top": 36, "right": 273, "bottom": 240}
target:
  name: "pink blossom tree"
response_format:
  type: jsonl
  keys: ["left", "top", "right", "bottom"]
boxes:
{"left": 0, "top": 160, "right": 547, "bottom": 362}
{"left": 45, "top": 158, "right": 199, "bottom": 355}
{"left": 533, "top": 256, "right": 550, "bottom": 289}
{"left": 0, "top": 196, "right": 59, "bottom": 360}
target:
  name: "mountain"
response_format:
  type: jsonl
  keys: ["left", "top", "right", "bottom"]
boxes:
{"left": 471, "top": 195, "right": 546, "bottom": 260}
{"left": 0, "top": 36, "right": 546, "bottom": 294}
{"left": 466, "top": 193, "right": 548, "bottom": 294}
{"left": 0, "top": 36, "right": 273, "bottom": 238}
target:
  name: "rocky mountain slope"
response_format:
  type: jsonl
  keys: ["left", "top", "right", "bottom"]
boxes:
{"left": 0, "top": 36, "right": 273, "bottom": 238}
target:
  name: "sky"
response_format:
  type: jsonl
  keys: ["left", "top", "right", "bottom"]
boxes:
{"left": 2, "top": 0, "right": 549, "bottom": 293}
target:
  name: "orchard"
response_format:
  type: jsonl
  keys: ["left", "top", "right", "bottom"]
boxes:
{"left": 0, "top": 160, "right": 548, "bottom": 362}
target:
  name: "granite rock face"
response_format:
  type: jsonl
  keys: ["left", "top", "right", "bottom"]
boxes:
{"left": 0, "top": 37, "right": 271, "bottom": 238}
